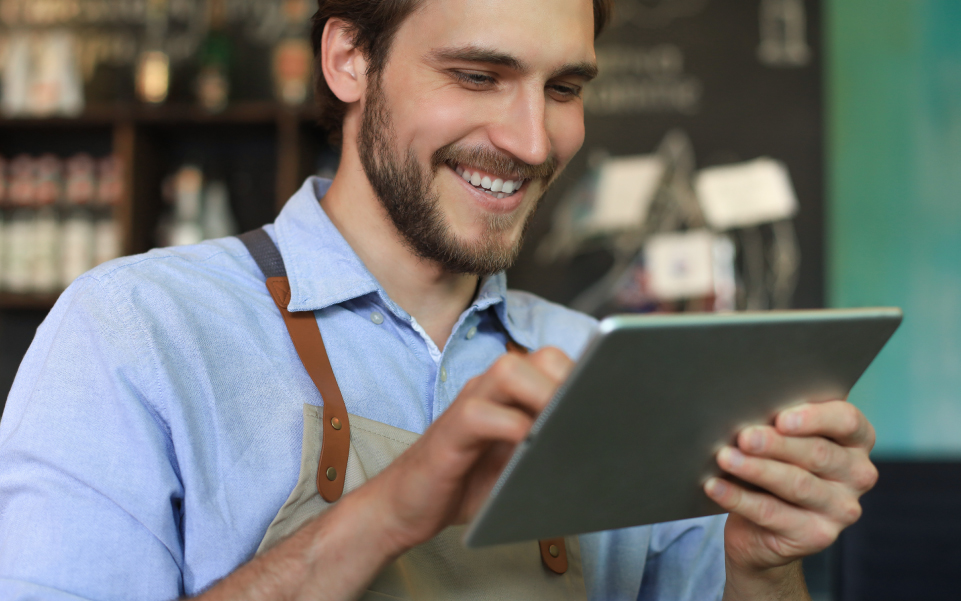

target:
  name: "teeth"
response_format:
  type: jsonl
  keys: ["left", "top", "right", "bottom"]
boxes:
{"left": 455, "top": 165, "right": 523, "bottom": 197}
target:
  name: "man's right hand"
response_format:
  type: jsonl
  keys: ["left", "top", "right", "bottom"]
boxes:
{"left": 364, "top": 346, "right": 574, "bottom": 553}
{"left": 199, "top": 346, "right": 573, "bottom": 601}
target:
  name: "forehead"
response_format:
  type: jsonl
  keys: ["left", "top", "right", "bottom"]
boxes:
{"left": 394, "top": 0, "right": 596, "bottom": 70}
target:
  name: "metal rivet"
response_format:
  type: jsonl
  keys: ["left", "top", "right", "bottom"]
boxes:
{"left": 331, "top": 417, "right": 342, "bottom": 430}
{"left": 548, "top": 544, "right": 560, "bottom": 558}
{"left": 326, "top": 467, "right": 337, "bottom": 481}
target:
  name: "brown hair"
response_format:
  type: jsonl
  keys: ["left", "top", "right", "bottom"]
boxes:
{"left": 310, "top": 0, "right": 613, "bottom": 141}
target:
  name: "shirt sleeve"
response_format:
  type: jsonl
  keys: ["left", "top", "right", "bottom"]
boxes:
{"left": 637, "top": 515, "right": 727, "bottom": 601}
{"left": 0, "top": 275, "right": 185, "bottom": 601}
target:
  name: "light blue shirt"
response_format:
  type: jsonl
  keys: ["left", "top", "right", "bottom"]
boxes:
{"left": 0, "top": 178, "right": 725, "bottom": 600}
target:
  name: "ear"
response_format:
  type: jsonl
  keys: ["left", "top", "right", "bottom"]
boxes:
{"left": 320, "top": 18, "right": 368, "bottom": 105}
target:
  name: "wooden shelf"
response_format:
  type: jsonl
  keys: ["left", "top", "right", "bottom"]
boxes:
{"left": 0, "top": 292, "right": 62, "bottom": 310}
{"left": 0, "top": 102, "right": 321, "bottom": 128}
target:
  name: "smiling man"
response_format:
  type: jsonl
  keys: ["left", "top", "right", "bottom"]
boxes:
{"left": 0, "top": 1, "right": 878, "bottom": 600}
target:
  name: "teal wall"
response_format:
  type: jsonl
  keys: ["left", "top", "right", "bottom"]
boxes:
{"left": 828, "top": 0, "right": 961, "bottom": 456}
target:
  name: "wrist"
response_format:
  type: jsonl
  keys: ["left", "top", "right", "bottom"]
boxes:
{"left": 723, "top": 558, "right": 810, "bottom": 601}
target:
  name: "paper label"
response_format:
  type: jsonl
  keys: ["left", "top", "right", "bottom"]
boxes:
{"left": 695, "top": 157, "right": 798, "bottom": 230}
{"left": 590, "top": 155, "right": 665, "bottom": 232}
{"left": 645, "top": 229, "right": 716, "bottom": 300}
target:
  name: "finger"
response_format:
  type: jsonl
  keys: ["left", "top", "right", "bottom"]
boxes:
{"left": 737, "top": 426, "right": 854, "bottom": 482}
{"left": 716, "top": 447, "right": 851, "bottom": 519}
{"left": 738, "top": 427, "right": 880, "bottom": 494}
{"left": 471, "top": 353, "right": 559, "bottom": 416}
{"left": 775, "top": 401, "right": 876, "bottom": 449}
{"left": 704, "top": 476, "right": 810, "bottom": 536}
{"left": 527, "top": 346, "right": 575, "bottom": 385}
{"left": 440, "top": 396, "right": 533, "bottom": 453}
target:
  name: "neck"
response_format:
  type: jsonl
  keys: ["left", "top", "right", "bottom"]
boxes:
{"left": 320, "top": 148, "right": 479, "bottom": 351}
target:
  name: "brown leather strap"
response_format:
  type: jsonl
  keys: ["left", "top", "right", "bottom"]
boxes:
{"left": 504, "top": 338, "right": 569, "bottom": 574}
{"left": 264, "top": 277, "right": 350, "bottom": 503}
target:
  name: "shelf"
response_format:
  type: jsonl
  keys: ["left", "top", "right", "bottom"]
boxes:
{"left": 0, "top": 102, "right": 322, "bottom": 128}
{"left": 0, "top": 292, "right": 62, "bottom": 310}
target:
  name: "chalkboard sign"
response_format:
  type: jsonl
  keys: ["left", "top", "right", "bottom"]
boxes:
{"left": 509, "top": 0, "right": 824, "bottom": 310}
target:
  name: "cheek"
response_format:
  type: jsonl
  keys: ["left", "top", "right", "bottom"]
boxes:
{"left": 391, "top": 86, "right": 481, "bottom": 162}
{"left": 548, "top": 105, "right": 586, "bottom": 166}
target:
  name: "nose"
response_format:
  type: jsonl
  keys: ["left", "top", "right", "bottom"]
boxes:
{"left": 487, "top": 87, "right": 552, "bottom": 168}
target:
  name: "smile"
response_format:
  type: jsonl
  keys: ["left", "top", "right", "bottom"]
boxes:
{"left": 453, "top": 164, "right": 527, "bottom": 200}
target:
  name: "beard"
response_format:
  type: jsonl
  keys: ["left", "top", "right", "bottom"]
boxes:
{"left": 358, "top": 79, "right": 558, "bottom": 276}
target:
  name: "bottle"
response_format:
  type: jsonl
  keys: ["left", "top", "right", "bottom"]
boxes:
{"left": 196, "top": 0, "right": 232, "bottom": 113}
{"left": 272, "top": 0, "right": 313, "bottom": 106}
{"left": 136, "top": 0, "right": 171, "bottom": 105}
{"left": 61, "top": 210, "right": 95, "bottom": 288}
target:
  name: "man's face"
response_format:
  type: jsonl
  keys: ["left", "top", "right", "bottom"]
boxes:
{"left": 357, "top": 0, "right": 597, "bottom": 275}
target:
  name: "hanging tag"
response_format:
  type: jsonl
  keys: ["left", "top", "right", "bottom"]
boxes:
{"left": 695, "top": 157, "right": 798, "bottom": 230}
{"left": 590, "top": 155, "right": 665, "bottom": 232}
{"left": 645, "top": 229, "right": 716, "bottom": 301}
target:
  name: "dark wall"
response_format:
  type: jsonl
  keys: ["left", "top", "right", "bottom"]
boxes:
{"left": 510, "top": 0, "right": 825, "bottom": 309}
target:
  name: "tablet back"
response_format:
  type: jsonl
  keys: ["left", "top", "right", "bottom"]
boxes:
{"left": 465, "top": 308, "right": 902, "bottom": 547}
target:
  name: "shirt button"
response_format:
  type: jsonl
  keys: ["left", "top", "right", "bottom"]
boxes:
{"left": 466, "top": 327, "right": 478, "bottom": 340}
{"left": 370, "top": 311, "right": 384, "bottom": 325}
{"left": 440, "top": 367, "right": 448, "bottom": 382}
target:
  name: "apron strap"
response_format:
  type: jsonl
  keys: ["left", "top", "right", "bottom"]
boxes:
{"left": 240, "top": 228, "right": 568, "bottom": 574}
{"left": 239, "top": 229, "right": 350, "bottom": 503}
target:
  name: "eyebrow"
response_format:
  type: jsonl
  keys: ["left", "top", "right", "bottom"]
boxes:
{"left": 428, "top": 45, "right": 599, "bottom": 82}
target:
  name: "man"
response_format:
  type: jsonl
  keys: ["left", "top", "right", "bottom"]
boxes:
{"left": 0, "top": 0, "right": 878, "bottom": 599}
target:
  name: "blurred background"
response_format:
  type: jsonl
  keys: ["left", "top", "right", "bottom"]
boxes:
{"left": 0, "top": 1, "right": 959, "bottom": 598}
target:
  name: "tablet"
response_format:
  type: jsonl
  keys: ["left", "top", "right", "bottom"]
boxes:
{"left": 464, "top": 308, "right": 902, "bottom": 547}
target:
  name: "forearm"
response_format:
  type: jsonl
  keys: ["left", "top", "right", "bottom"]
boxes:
{"left": 196, "top": 484, "right": 404, "bottom": 601}
{"left": 722, "top": 559, "right": 811, "bottom": 601}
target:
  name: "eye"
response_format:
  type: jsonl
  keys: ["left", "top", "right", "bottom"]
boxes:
{"left": 452, "top": 71, "right": 496, "bottom": 88}
{"left": 548, "top": 83, "right": 582, "bottom": 101}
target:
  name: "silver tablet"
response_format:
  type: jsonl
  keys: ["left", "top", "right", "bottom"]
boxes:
{"left": 464, "top": 308, "right": 902, "bottom": 547}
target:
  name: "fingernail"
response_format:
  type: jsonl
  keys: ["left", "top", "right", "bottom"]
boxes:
{"left": 784, "top": 411, "right": 803, "bottom": 432}
{"left": 748, "top": 428, "right": 765, "bottom": 452}
{"left": 706, "top": 477, "right": 727, "bottom": 497}
{"left": 720, "top": 447, "right": 744, "bottom": 468}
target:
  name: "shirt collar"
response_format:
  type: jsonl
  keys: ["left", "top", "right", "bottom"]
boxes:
{"left": 274, "top": 177, "right": 381, "bottom": 312}
{"left": 273, "top": 178, "right": 519, "bottom": 338}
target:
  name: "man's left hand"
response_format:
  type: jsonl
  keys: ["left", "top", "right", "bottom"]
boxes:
{"left": 703, "top": 400, "right": 878, "bottom": 592}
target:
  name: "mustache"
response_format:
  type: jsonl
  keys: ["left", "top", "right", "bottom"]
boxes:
{"left": 431, "top": 143, "right": 558, "bottom": 182}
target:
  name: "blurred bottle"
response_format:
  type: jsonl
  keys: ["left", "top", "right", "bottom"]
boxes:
{"left": 61, "top": 212, "right": 95, "bottom": 288}
{"left": 95, "top": 156, "right": 124, "bottom": 208}
{"left": 3, "top": 209, "right": 33, "bottom": 293}
{"left": 1, "top": 31, "right": 84, "bottom": 118}
{"left": 35, "top": 154, "right": 63, "bottom": 206}
{"left": 136, "top": 0, "right": 171, "bottom": 105}
{"left": 272, "top": 0, "right": 313, "bottom": 106}
{"left": 65, "top": 154, "right": 97, "bottom": 206}
{"left": 160, "top": 165, "right": 205, "bottom": 247}
{"left": 8, "top": 155, "right": 36, "bottom": 208}
{"left": 196, "top": 0, "right": 233, "bottom": 113}
{"left": 33, "top": 206, "right": 60, "bottom": 292}
{"left": 201, "top": 180, "right": 237, "bottom": 240}
{"left": 94, "top": 218, "right": 121, "bottom": 267}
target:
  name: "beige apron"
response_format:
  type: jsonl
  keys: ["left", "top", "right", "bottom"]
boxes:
{"left": 238, "top": 229, "right": 588, "bottom": 600}
{"left": 257, "top": 405, "right": 587, "bottom": 600}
